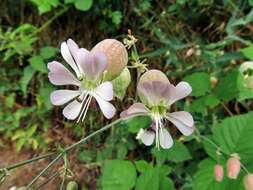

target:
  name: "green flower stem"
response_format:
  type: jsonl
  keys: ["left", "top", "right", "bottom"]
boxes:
{"left": 5, "top": 152, "right": 56, "bottom": 171}
{"left": 26, "top": 118, "right": 122, "bottom": 189}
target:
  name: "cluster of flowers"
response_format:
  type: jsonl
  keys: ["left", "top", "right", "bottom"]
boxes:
{"left": 214, "top": 154, "right": 253, "bottom": 190}
{"left": 48, "top": 38, "right": 194, "bottom": 149}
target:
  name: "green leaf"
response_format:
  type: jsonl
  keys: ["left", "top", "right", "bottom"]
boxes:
{"left": 112, "top": 68, "right": 131, "bottom": 100}
{"left": 110, "top": 11, "right": 122, "bottom": 25}
{"left": 125, "top": 116, "right": 152, "bottom": 133}
{"left": 74, "top": 0, "right": 93, "bottom": 11}
{"left": 159, "top": 177, "right": 174, "bottom": 190}
{"left": 191, "top": 94, "right": 220, "bottom": 113}
{"left": 16, "top": 138, "right": 26, "bottom": 152}
{"left": 40, "top": 46, "right": 58, "bottom": 59}
{"left": 30, "top": 0, "right": 59, "bottom": 14}
{"left": 20, "top": 65, "right": 36, "bottom": 95}
{"left": 184, "top": 72, "right": 211, "bottom": 97}
{"left": 36, "top": 83, "right": 54, "bottom": 110}
{"left": 135, "top": 160, "right": 150, "bottom": 173}
{"left": 152, "top": 141, "right": 192, "bottom": 163}
{"left": 240, "top": 45, "right": 253, "bottom": 60}
{"left": 214, "top": 71, "right": 240, "bottom": 101}
{"left": 135, "top": 167, "right": 159, "bottom": 190}
{"left": 212, "top": 112, "right": 253, "bottom": 164}
{"left": 102, "top": 160, "right": 136, "bottom": 190}
{"left": 193, "top": 159, "right": 226, "bottom": 190}
{"left": 29, "top": 55, "right": 47, "bottom": 73}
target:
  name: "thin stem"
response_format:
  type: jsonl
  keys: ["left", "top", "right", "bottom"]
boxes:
{"left": 26, "top": 118, "right": 122, "bottom": 189}
{"left": 64, "top": 119, "right": 122, "bottom": 152}
{"left": 4, "top": 152, "right": 55, "bottom": 171}
{"left": 26, "top": 153, "right": 63, "bottom": 188}
{"left": 35, "top": 171, "right": 61, "bottom": 189}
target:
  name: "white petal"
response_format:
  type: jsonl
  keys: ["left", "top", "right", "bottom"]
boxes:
{"left": 48, "top": 61, "right": 80, "bottom": 86}
{"left": 77, "top": 49, "right": 107, "bottom": 80}
{"left": 159, "top": 127, "right": 173, "bottom": 149}
{"left": 50, "top": 90, "right": 81, "bottom": 106}
{"left": 168, "top": 82, "right": 192, "bottom": 105}
{"left": 61, "top": 41, "right": 80, "bottom": 77}
{"left": 94, "top": 82, "right": 113, "bottom": 101}
{"left": 136, "top": 128, "right": 155, "bottom": 146}
{"left": 167, "top": 111, "right": 194, "bottom": 136}
{"left": 62, "top": 100, "right": 82, "bottom": 120}
{"left": 120, "top": 103, "right": 149, "bottom": 119}
{"left": 93, "top": 94, "right": 116, "bottom": 119}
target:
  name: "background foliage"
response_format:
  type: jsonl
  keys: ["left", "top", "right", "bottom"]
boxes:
{"left": 1, "top": 0, "right": 253, "bottom": 189}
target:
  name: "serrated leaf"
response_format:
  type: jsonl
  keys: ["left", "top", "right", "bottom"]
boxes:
{"left": 184, "top": 72, "right": 211, "bottom": 97}
{"left": 74, "top": 0, "right": 93, "bottom": 11}
{"left": 212, "top": 112, "right": 253, "bottom": 164}
{"left": 102, "top": 160, "right": 136, "bottom": 190}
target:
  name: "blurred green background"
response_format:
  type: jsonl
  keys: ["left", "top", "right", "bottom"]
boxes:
{"left": 1, "top": 0, "right": 253, "bottom": 189}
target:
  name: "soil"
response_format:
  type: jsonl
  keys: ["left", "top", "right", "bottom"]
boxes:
{"left": 0, "top": 143, "right": 98, "bottom": 190}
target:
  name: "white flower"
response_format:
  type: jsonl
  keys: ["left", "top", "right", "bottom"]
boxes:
{"left": 48, "top": 39, "right": 116, "bottom": 122}
{"left": 121, "top": 79, "right": 194, "bottom": 149}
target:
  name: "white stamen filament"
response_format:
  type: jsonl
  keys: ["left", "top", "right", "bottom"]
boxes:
{"left": 81, "top": 96, "right": 92, "bottom": 122}
{"left": 77, "top": 91, "right": 91, "bottom": 123}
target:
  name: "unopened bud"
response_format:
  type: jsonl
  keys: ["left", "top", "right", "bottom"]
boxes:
{"left": 210, "top": 77, "right": 218, "bottom": 88}
{"left": 139, "top": 69, "right": 169, "bottom": 84}
{"left": 227, "top": 155, "right": 241, "bottom": 179}
{"left": 244, "top": 174, "right": 253, "bottom": 190}
{"left": 92, "top": 39, "right": 128, "bottom": 80}
{"left": 214, "top": 164, "right": 224, "bottom": 182}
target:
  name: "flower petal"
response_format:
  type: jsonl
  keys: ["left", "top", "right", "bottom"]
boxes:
{"left": 61, "top": 41, "right": 80, "bottom": 77}
{"left": 50, "top": 90, "right": 81, "bottom": 106}
{"left": 137, "top": 81, "right": 170, "bottom": 105}
{"left": 94, "top": 82, "right": 113, "bottom": 101}
{"left": 136, "top": 128, "right": 155, "bottom": 146}
{"left": 77, "top": 49, "right": 107, "bottom": 80}
{"left": 93, "top": 94, "right": 116, "bottom": 119}
{"left": 159, "top": 127, "right": 173, "bottom": 149}
{"left": 62, "top": 100, "right": 82, "bottom": 120}
{"left": 167, "top": 111, "right": 194, "bottom": 136}
{"left": 167, "top": 81, "right": 192, "bottom": 105}
{"left": 120, "top": 103, "right": 149, "bottom": 119}
{"left": 48, "top": 61, "right": 80, "bottom": 86}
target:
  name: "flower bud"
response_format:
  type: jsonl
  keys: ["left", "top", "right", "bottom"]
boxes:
{"left": 92, "top": 39, "right": 128, "bottom": 80}
{"left": 138, "top": 70, "right": 169, "bottom": 105}
{"left": 210, "top": 76, "right": 218, "bottom": 88}
{"left": 244, "top": 174, "right": 253, "bottom": 190}
{"left": 214, "top": 164, "right": 224, "bottom": 182}
{"left": 227, "top": 155, "right": 241, "bottom": 179}
{"left": 139, "top": 69, "right": 169, "bottom": 84}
